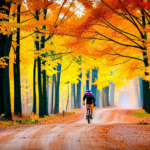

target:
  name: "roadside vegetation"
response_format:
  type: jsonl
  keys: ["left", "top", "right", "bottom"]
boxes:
{"left": 0, "top": 110, "right": 82, "bottom": 128}
{"left": 123, "top": 109, "right": 150, "bottom": 125}
{"left": 134, "top": 109, "right": 150, "bottom": 118}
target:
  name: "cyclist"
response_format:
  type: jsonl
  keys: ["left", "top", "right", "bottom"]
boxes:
{"left": 83, "top": 90, "right": 96, "bottom": 119}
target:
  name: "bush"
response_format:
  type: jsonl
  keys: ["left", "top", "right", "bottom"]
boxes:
{"left": 21, "top": 119, "right": 41, "bottom": 124}
{"left": 2, "top": 122, "right": 10, "bottom": 126}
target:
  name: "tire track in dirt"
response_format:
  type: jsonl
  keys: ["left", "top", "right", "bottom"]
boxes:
{"left": 27, "top": 124, "right": 73, "bottom": 150}
{"left": 0, "top": 125, "right": 49, "bottom": 150}
{"left": 62, "top": 125, "right": 95, "bottom": 150}
{"left": 27, "top": 125, "right": 58, "bottom": 149}
{"left": 48, "top": 124, "right": 98, "bottom": 150}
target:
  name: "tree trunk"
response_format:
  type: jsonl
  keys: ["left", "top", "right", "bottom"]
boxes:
{"left": 38, "top": 56, "right": 44, "bottom": 117}
{"left": 34, "top": 10, "right": 44, "bottom": 118}
{"left": 55, "top": 64, "right": 61, "bottom": 113}
{"left": 46, "top": 76, "right": 50, "bottom": 114}
{"left": 142, "top": 49, "right": 150, "bottom": 112}
{"left": 0, "top": 68, "right": 4, "bottom": 114}
{"left": 109, "top": 82, "right": 115, "bottom": 106}
{"left": 0, "top": 2, "right": 5, "bottom": 115}
{"left": 106, "top": 86, "right": 109, "bottom": 106}
{"left": 14, "top": 62, "right": 17, "bottom": 113}
{"left": 26, "top": 79, "right": 28, "bottom": 112}
{"left": 140, "top": 78, "right": 143, "bottom": 107}
{"left": 43, "top": 70, "right": 48, "bottom": 115}
{"left": 71, "top": 84, "right": 75, "bottom": 110}
{"left": 96, "top": 90, "right": 100, "bottom": 107}
{"left": 0, "top": 35, "right": 4, "bottom": 115}
{"left": 102, "top": 88, "right": 104, "bottom": 107}
{"left": 39, "top": 9, "right": 48, "bottom": 116}
{"left": 103, "top": 87, "right": 107, "bottom": 107}
{"left": 51, "top": 75, "right": 54, "bottom": 114}
{"left": 141, "top": 14, "right": 150, "bottom": 113}
{"left": 51, "top": 74, "right": 56, "bottom": 114}
{"left": 134, "top": 76, "right": 143, "bottom": 108}
{"left": 32, "top": 59, "right": 36, "bottom": 114}
{"left": 3, "top": 35, "right": 12, "bottom": 119}
{"left": 91, "top": 68, "right": 98, "bottom": 106}
{"left": 66, "top": 83, "right": 69, "bottom": 111}
{"left": 143, "top": 80, "right": 149, "bottom": 112}
{"left": 72, "top": 84, "right": 76, "bottom": 109}
{"left": 76, "top": 73, "right": 82, "bottom": 108}
{"left": 14, "top": 4, "right": 22, "bottom": 116}
{"left": 86, "top": 70, "right": 90, "bottom": 91}
{"left": 0, "top": 0, "right": 12, "bottom": 119}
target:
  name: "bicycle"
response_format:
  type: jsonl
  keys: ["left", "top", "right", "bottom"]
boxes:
{"left": 83, "top": 99, "right": 92, "bottom": 124}
{"left": 87, "top": 106, "right": 91, "bottom": 124}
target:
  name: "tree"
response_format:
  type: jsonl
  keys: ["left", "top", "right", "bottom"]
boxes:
{"left": 14, "top": 4, "right": 22, "bottom": 117}
{"left": 91, "top": 68, "right": 99, "bottom": 107}
{"left": 86, "top": 70, "right": 90, "bottom": 91}
{"left": 55, "top": 63, "right": 61, "bottom": 113}
{"left": 64, "top": 0, "right": 150, "bottom": 112}
{"left": 0, "top": 0, "right": 14, "bottom": 119}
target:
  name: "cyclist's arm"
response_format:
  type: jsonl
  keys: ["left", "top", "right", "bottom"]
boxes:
{"left": 83, "top": 94, "right": 86, "bottom": 101}
{"left": 83, "top": 94, "right": 85, "bottom": 105}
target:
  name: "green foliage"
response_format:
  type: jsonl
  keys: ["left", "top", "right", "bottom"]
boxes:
{"left": 11, "top": 122, "right": 19, "bottom": 125}
{"left": 135, "top": 109, "right": 150, "bottom": 118}
{"left": 0, "top": 114, "right": 5, "bottom": 117}
{"left": 16, "top": 119, "right": 41, "bottom": 124}
{"left": 0, "top": 119, "right": 41, "bottom": 127}
{"left": 92, "top": 40, "right": 95, "bottom": 44}
{"left": 2, "top": 122, "right": 10, "bottom": 126}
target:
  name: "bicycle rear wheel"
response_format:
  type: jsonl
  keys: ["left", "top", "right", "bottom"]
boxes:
{"left": 88, "top": 117, "right": 90, "bottom": 124}
{"left": 87, "top": 107, "right": 90, "bottom": 124}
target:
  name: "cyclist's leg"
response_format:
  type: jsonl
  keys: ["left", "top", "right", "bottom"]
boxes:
{"left": 86, "top": 104, "right": 90, "bottom": 115}
{"left": 90, "top": 103, "right": 94, "bottom": 115}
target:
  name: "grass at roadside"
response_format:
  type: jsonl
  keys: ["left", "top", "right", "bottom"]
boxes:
{"left": 134, "top": 109, "right": 150, "bottom": 125}
{"left": 134, "top": 109, "right": 150, "bottom": 118}
{"left": 124, "top": 108, "right": 150, "bottom": 125}
{"left": 0, "top": 110, "right": 83, "bottom": 128}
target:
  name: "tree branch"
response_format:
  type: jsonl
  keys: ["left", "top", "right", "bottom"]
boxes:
{"left": 111, "top": 58, "right": 131, "bottom": 66}
{"left": 58, "top": 58, "right": 74, "bottom": 73}
{"left": 102, "top": 51, "right": 143, "bottom": 61}
{"left": 20, "top": 32, "right": 35, "bottom": 40}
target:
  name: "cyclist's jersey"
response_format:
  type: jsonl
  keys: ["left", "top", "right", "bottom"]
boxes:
{"left": 83, "top": 92, "right": 95, "bottom": 104}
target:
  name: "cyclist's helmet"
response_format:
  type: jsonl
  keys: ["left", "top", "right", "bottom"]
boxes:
{"left": 86, "top": 90, "right": 91, "bottom": 93}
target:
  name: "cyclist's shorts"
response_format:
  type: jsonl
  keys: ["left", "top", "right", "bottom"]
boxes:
{"left": 85, "top": 96, "right": 94, "bottom": 104}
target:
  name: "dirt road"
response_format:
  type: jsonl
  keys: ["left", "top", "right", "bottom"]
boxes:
{"left": 0, "top": 108, "right": 150, "bottom": 150}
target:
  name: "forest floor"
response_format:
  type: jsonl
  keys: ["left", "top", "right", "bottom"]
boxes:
{"left": 0, "top": 107, "right": 150, "bottom": 150}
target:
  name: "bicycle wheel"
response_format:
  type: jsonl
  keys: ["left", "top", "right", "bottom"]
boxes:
{"left": 87, "top": 107, "right": 90, "bottom": 124}
{"left": 88, "top": 117, "right": 90, "bottom": 124}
